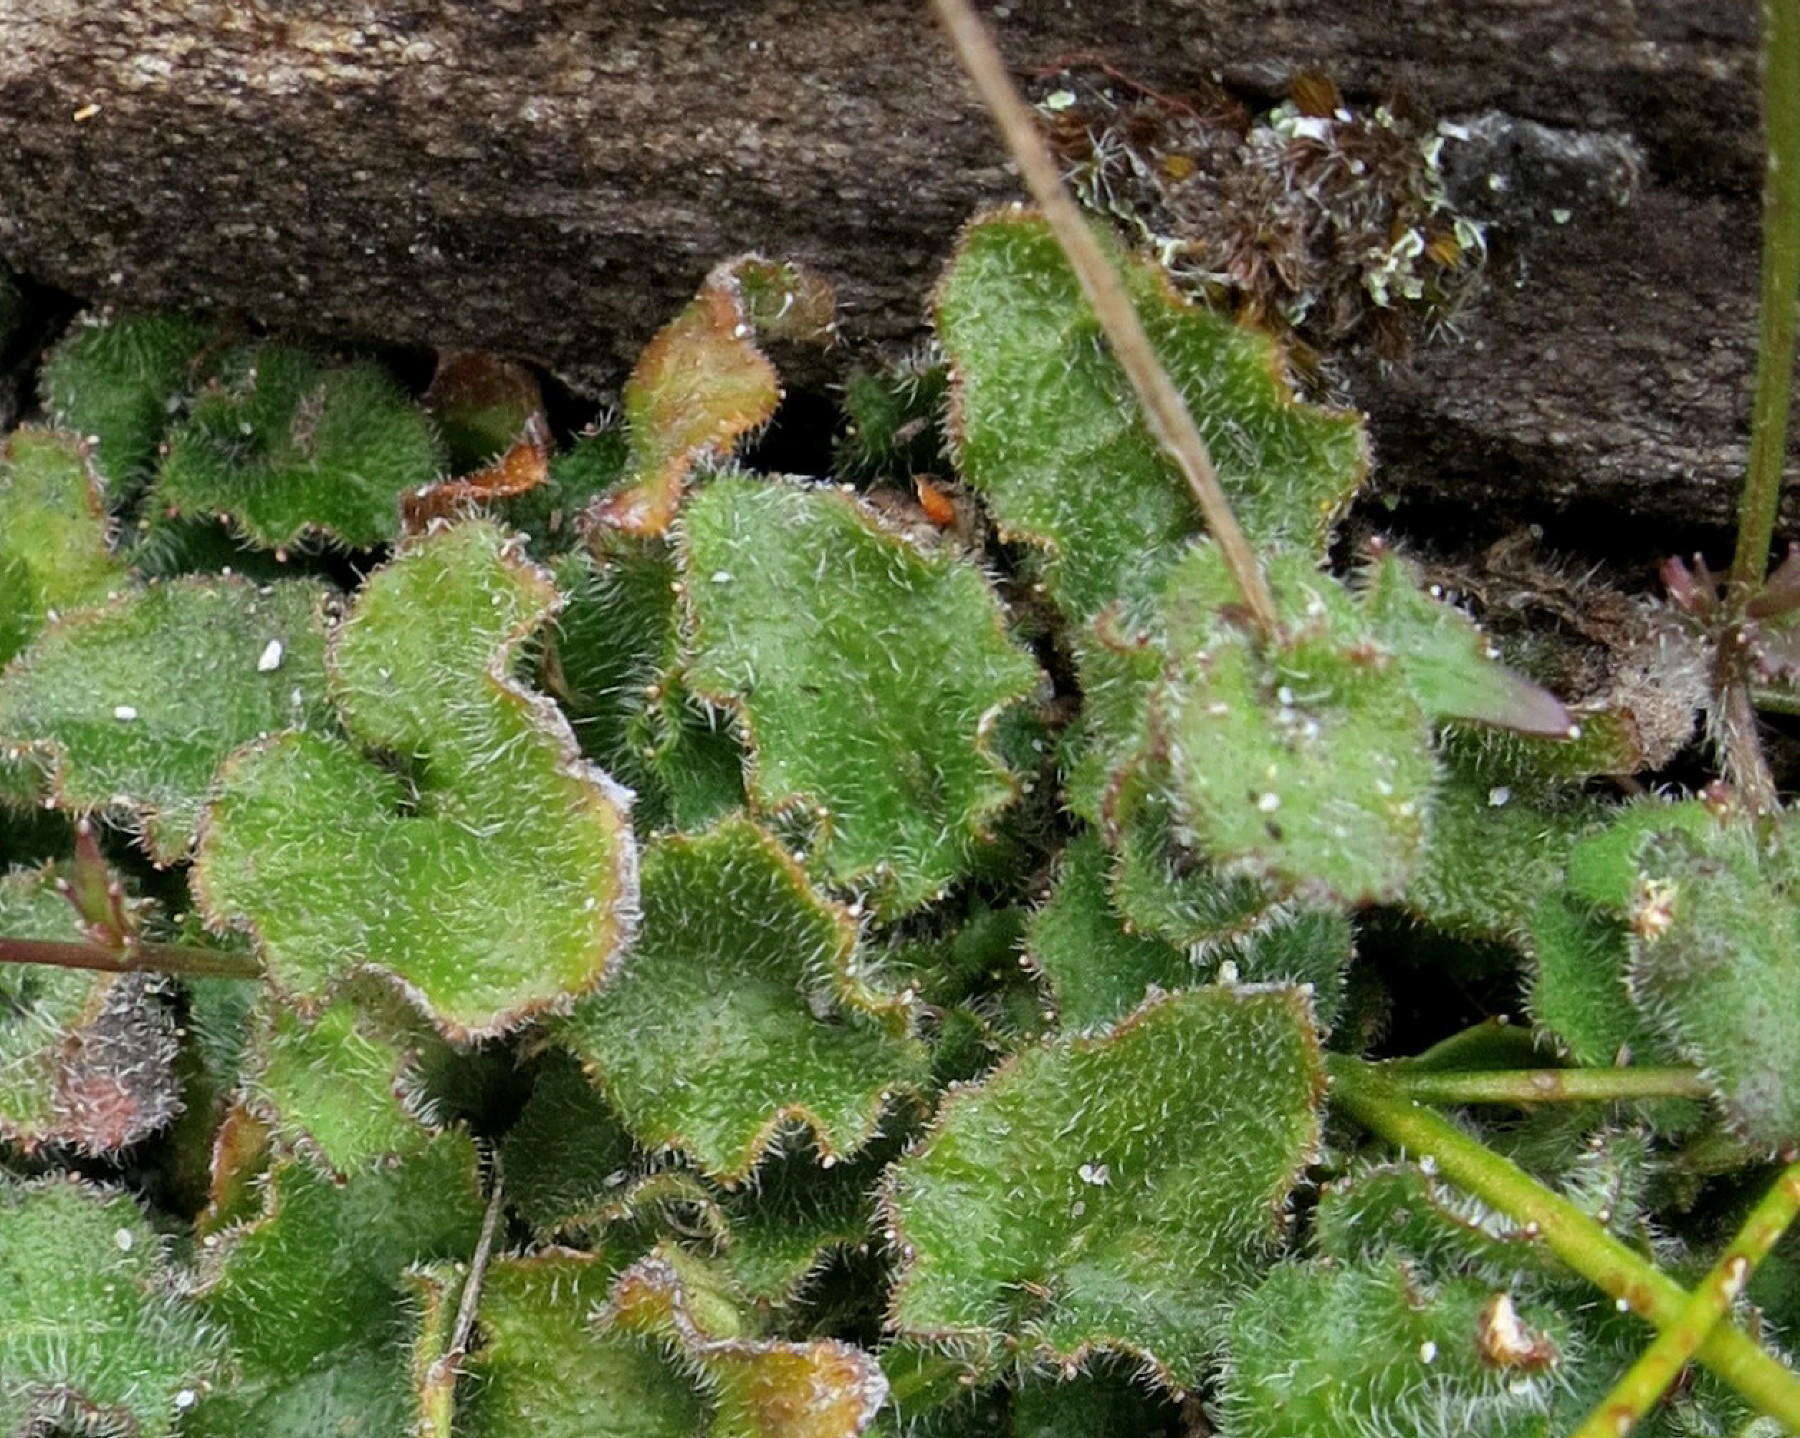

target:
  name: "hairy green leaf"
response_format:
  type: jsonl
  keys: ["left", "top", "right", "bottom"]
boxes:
{"left": 885, "top": 985, "right": 1324, "bottom": 1386}
{"left": 1029, "top": 838, "right": 1339, "bottom": 1043}
{"left": 1063, "top": 613, "right": 1164, "bottom": 828}
{"left": 1406, "top": 769, "right": 1604, "bottom": 944}
{"left": 1106, "top": 793, "right": 1280, "bottom": 950}
{"left": 499, "top": 1046, "right": 642, "bottom": 1237}
{"left": 559, "top": 817, "right": 923, "bottom": 1181}
{"left": 550, "top": 544, "right": 744, "bottom": 834}
{"left": 0, "top": 575, "right": 333, "bottom": 860}
{"left": 183, "top": 961, "right": 259, "bottom": 1101}
{"left": 882, "top": 905, "right": 1044, "bottom": 1084}
{"left": 0, "top": 864, "right": 181, "bottom": 1153}
{"left": 1313, "top": 1162, "right": 1556, "bottom": 1287}
{"left": 156, "top": 341, "right": 441, "bottom": 550}
{"left": 123, "top": 513, "right": 292, "bottom": 585}
{"left": 1214, "top": 1258, "right": 1572, "bottom": 1438}
{"left": 1011, "top": 1365, "right": 1175, "bottom": 1437}
{"left": 592, "top": 1169, "right": 733, "bottom": 1255}
{"left": 1026, "top": 832, "right": 1193, "bottom": 1033}
{"left": 1527, "top": 893, "right": 1674, "bottom": 1069}
{"left": 1155, "top": 544, "right": 1436, "bottom": 903}
{"left": 1441, "top": 711, "right": 1666, "bottom": 796}
{"left": 834, "top": 352, "right": 949, "bottom": 482}
{"left": 196, "top": 521, "right": 637, "bottom": 1037}
{"left": 240, "top": 982, "right": 450, "bottom": 1177}
{"left": 576, "top": 1146, "right": 881, "bottom": 1312}
{"left": 0, "top": 428, "right": 126, "bottom": 671}
{"left": 937, "top": 210, "right": 1366, "bottom": 620}
{"left": 586, "top": 258, "right": 833, "bottom": 537}
{"left": 716, "top": 1145, "right": 883, "bottom": 1307}
{"left": 1312, "top": 1164, "right": 1750, "bottom": 1436}
{"left": 0, "top": 1175, "right": 222, "bottom": 1436}
{"left": 1515, "top": 1121, "right": 1664, "bottom": 1245}
{"left": 559, "top": 1142, "right": 883, "bottom": 1312}
{"left": 1079, "top": 547, "right": 1558, "bottom": 919}
{"left": 454, "top": 1248, "right": 707, "bottom": 1437}
{"left": 871, "top": 1341, "right": 1008, "bottom": 1437}
{"left": 184, "top": 1133, "right": 484, "bottom": 1437}
{"left": 39, "top": 314, "right": 212, "bottom": 487}
{"left": 501, "top": 425, "right": 629, "bottom": 553}
{"left": 1525, "top": 801, "right": 1727, "bottom": 1118}
{"left": 1562, "top": 799, "right": 1717, "bottom": 912}
{"left": 1226, "top": 909, "right": 1353, "bottom": 1035}
{"left": 1627, "top": 822, "right": 1800, "bottom": 1147}
{"left": 605, "top": 1245, "right": 889, "bottom": 1437}
{"left": 885, "top": 903, "right": 1027, "bottom": 1013}
{"left": 1360, "top": 551, "right": 1571, "bottom": 736}
{"left": 682, "top": 477, "right": 1040, "bottom": 915}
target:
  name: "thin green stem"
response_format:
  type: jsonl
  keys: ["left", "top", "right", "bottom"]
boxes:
{"left": 1403, "top": 1017, "right": 1546, "bottom": 1073}
{"left": 1328, "top": 1057, "right": 1800, "bottom": 1430}
{"left": 1753, "top": 682, "right": 1800, "bottom": 715}
{"left": 1730, "top": 0, "right": 1800, "bottom": 596}
{"left": 0, "top": 934, "right": 261, "bottom": 980}
{"left": 1571, "top": 1161, "right": 1800, "bottom": 1438}
{"left": 926, "top": 0, "right": 1280, "bottom": 636}
{"left": 1387, "top": 1065, "right": 1711, "bottom": 1106}
{"left": 417, "top": 1363, "right": 453, "bottom": 1438}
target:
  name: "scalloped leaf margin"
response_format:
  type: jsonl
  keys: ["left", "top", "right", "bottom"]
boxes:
{"left": 196, "top": 520, "right": 637, "bottom": 1038}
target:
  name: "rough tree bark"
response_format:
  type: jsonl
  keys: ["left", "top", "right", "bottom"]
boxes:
{"left": 0, "top": 0, "right": 1789, "bottom": 541}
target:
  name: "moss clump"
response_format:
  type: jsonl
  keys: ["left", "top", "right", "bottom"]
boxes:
{"left": 1039, "top": 66, "right": 1483, "bottom": 355}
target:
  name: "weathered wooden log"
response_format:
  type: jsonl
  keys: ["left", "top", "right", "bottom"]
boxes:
{"left": 0, "top": 1, "right": 1788, "bottom": 537}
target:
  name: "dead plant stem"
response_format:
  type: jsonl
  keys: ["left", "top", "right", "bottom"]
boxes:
{"left": 927, "top": 0, "right": 1280, "bottom": 635}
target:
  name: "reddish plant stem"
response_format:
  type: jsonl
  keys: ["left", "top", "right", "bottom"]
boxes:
{"left": 1713, "top": 634, "right": 1780, "bottom": 813}
{"left": 0, "top": 934, "right": 261, "bottom": 980}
